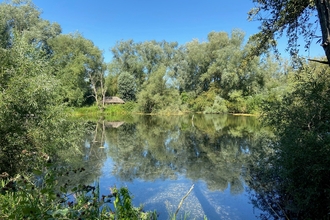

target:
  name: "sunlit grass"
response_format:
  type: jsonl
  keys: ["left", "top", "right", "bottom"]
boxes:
{"left": 66, "top": 103, "right": 134, "bottom": 116}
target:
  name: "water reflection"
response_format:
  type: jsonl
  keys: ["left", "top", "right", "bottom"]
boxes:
{"left": 105, "top": 115, "right": 258, "bottom": 190}
{"left": 82, "top": 114, "right": 268, "bottom": 219}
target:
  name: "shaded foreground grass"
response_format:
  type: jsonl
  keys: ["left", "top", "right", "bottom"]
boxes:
{"left": 0, "top": 167, "right": 157, "bottom": 219}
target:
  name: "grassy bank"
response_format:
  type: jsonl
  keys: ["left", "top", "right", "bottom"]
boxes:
{"left": 66, "top": 102, "right": 135, "bottom": 116}
{"left": 66, "top": 103, "right": 260, "bottom": 118}
{"left": 66, "top": 102, "right": 187, "bottom": 118}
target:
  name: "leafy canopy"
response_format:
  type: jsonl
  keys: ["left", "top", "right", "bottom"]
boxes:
{"left": 248, "top": 0, "right": 324, "bottom": 63}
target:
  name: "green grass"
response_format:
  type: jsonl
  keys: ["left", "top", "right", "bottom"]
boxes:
{"left": 66, "top": 102, "right": 136, "bottom": 117}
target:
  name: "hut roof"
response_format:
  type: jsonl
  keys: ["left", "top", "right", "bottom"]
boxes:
{"left": 104, "top": 96, "right": 125, "bottom": 104}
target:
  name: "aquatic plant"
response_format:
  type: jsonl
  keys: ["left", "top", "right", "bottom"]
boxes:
{"left": 0, "top": 166, "right": 156, "bottom": 219}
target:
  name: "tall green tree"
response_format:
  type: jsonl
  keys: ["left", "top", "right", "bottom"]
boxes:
{"left": 0, "top": 0, "right": 61, "bottom": 51}
{"left": 110, "top": 39, "right": 179, "bottom": 92}
{"left": 201, "top": 30, "right": 265, "bottom": 98}
{"left": 179, "top": 39, "right": 209, "bottom": 94}
{"left": 117, "top": 71, "right": 136, "bottom": 101}
{"left": 111, "top": 40, "right": 145, "bottom": 89}
{"left": 105, "top": 61, "right": 121, "bottom": 96}
{"left": 48, "top": 33, "right": 105, "bottom": 106}
{"left": 136, "top": 65, "right": 181, "bottom": 113}
{"left": 174, "top": 30, "right": 269, "bottom": 113}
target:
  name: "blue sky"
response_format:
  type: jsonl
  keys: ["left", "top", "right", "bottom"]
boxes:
{"left": 5, "top": 0, "right": 326, "bottom": 62}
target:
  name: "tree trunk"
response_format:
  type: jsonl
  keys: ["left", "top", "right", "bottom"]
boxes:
{"left": 315, "top": 0, "right": 330, "bottom": 65}
{"left": 100, "top": 75, "right": 106, "bottom": 109}
{"left": 91, "top": 83, "right": 99, "bottom": 107}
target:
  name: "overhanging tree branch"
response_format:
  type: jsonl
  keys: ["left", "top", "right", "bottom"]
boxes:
{"left": 249, "top": 0, "right": 330, "bottom": 65}
{"left": 308, "top": 58, "right": 329, "bottom": 64}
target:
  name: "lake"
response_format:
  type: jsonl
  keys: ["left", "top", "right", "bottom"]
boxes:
{"left": 82, "top": 114, "right": 267, "bottom": 219}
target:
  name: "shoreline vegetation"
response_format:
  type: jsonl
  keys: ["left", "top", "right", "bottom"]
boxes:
{"left": 66, "top": 104, "right": 259, "bottom": 117}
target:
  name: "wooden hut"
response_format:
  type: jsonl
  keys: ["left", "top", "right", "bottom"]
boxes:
{"left": 104, "top": 96, "right": 125, "bottom": 104}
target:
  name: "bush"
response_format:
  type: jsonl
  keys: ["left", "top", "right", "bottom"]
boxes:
{"left": 203, "top": 96, "right": 228, "bottom": 114}
{"left": 0, "top": 167, "right": 156, "bottom": 219}
{"left": 190, "top": 90, "right": 215, "bottom": 112}
{"left": 227, "top": 90, "right": 247, "bottom": 113}
{"left": 246, "top": 95, "right": 262, "bottom": 114}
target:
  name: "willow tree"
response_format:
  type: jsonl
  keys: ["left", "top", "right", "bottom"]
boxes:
{"left": 249, "top": 0, "right": 330, "bottom": 64}
{"left": 136, "top": 65, "right": 181, "bottom": 113}
{"left": 0, "top": 0, "right": 61, "bottom": 51}
{"left": 111, "top": 39, "right": 179, "bottom": 92}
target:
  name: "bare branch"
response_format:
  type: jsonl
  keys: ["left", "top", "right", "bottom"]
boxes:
{"left": 308, "top": 58, "right": 329, "bottom": 64}
{"left": 174, "top": 184, "right": 194, "bottom": 216}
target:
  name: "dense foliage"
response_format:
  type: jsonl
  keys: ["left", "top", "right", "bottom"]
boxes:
{"left": 248, "top": 62, "right": 330, "bottom": 219}
{"left": 48, "top": 33, "right": 106, "bottom": 107}
{"left": 117, "top": 71, "right": 137, "bottom": 102}
{"left": 0, "top": 1, "right": 299, "bottom": 115}
{"left": 1, "top": 0, "right": 327, "bottom": 115}
{"left": 0, "top": 169, "right": 155, "bottom": 219}
{"left": 0, "top": 33, "right": 71, "bottom": 175}
{"left": 246, "top": 1, "right": 330, "bottom": 219}
{"left": 108, "top": 30, "right": 293, "bottom": 114}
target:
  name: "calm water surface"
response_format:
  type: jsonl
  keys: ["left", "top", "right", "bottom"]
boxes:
{"left": 84, "top": 114, "right": 266, "bottom": 219}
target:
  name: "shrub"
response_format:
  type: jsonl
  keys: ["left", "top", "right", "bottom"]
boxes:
{"left": 0, "top": 167, "right": 156, "bottom": 219}
{"left": 190, "top": 90, "right": 215, "bottom": 112}
{"left": 227, "top": 90, "right": 247, "bottom": 113}
{"left": 203, "top": 96, "right": 228, "bottom": 114}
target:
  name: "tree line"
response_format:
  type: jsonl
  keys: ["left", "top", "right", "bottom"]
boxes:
{"left": 107, "top": 30, "right": 296, "bottom": 114}
{"left": 0, "top": 0, "right": 301, "bottom": 115}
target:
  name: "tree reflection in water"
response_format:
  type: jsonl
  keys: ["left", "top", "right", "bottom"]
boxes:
{"left": 83, "top": 115, "right": 270, "bottom": 218}
{"left": 49, "top": 120, "right": 109, "bottom": 190}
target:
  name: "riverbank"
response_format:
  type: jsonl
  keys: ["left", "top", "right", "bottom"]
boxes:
{"left": 66, "top": 104, "right": 260, "bottom": 118}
